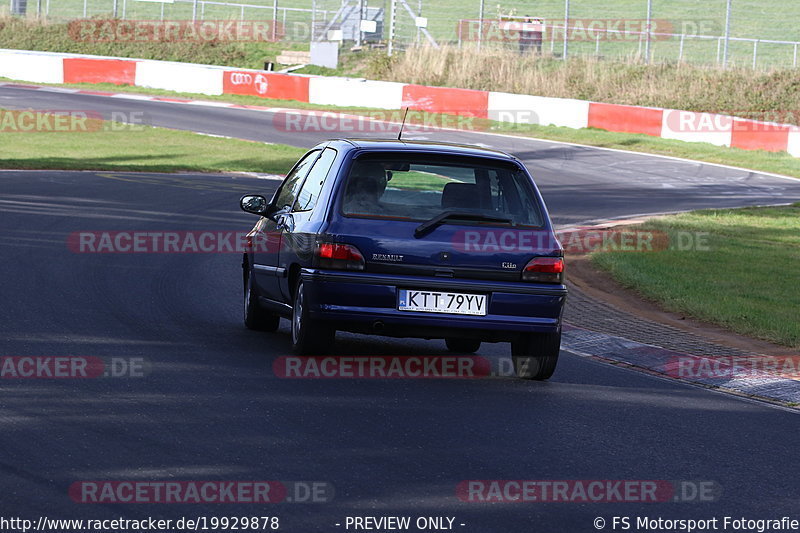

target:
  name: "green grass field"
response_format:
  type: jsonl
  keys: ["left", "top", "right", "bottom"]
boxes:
{"left": 398, "top": 0, "right": 800, "bottom": 67}
{"left": 591, "top": 203, "right": 800, "bottom": 348}
{"left": 0, "top": 109, "right": 305, "bottom": 172}
{"left": 18, "top": 0, "right": 800, "bottom": 68}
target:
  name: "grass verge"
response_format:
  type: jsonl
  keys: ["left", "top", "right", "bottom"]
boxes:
{"left": 494, "top": 122, "right": 800, "bottom": 179}
{"left": 0, "top": 110, "right": 305, "bottom": 172}
{"left": 0, "top": 16, "right": 386, "bottom": 76}
{"left": 0, "top": 16, "right": 301, "bottom": 70}
{"left": 590, "top": 203, "right": 800, "bottom": 348}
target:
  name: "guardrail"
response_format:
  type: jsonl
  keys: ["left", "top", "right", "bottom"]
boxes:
{"left": 452, "top": 21, "right": 800, "bottom": 69}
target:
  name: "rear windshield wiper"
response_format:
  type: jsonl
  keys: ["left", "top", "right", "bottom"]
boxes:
{"left": 414, "top": 210, "right": 515, "bottom": 238}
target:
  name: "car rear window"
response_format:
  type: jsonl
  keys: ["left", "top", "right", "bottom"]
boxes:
{"left": 340, "top": 153, "right": 544, "bottom": 227}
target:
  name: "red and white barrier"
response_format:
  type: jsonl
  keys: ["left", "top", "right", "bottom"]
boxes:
{"left": 0, "top": 48, "right": 796, "bottom": 158}
{"left": 224, "top": 70, "right": 310, "bottom": 101}
{"left": 0, "top": 50, "right": 64, "bottom": 84}
{"left": 402, "top": 84, "right": 489, "bottom": 118}
{"left": 64, "top": 57, "right": 137, "bottom": 85}
{"left": 730, "top": 119, "right": 791, "bottom": 152}
{"left": 588, "top": 102, "right": 664, "bottom": 137}
{"left": 487, "top": 92, "right": 589, "bottom": 129}
{"left": 788, "top": 128, "right": 800, "bottom": 158}
{"left": 308, "top": 77, "right": 403, "bottom": 109}
{"left": 661, "top": 110, "right": 732, "bottom": 147}
{"left": 135, "top": 60, "right": 224, "bottom": 95}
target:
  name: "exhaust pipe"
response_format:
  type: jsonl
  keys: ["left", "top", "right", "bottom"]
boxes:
{"left": 372, "top": 320, "right": 385, "bottom": 333}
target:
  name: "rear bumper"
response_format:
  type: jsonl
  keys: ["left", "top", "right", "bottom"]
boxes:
{"left": 302, "top": 269, "right": 567, "bottom": 341}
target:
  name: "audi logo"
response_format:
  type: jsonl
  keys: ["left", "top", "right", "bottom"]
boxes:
{"left": 229, "top": 72, "right": 269, "bottom": 95}
{"left": 230, "top": 72, "right": 253, "bottom": 85}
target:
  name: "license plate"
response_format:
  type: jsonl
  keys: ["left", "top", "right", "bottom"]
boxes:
{"left": 398, "top": 289, "right": 487, "bottom": 316}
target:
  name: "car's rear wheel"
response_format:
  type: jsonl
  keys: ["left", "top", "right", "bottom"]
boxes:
{"left": 291, "top": 279, "right": 335, "bottom": 355}
{"left": 243, "top": 266, "right": 280, "bottom": 332}
{"left": 511, "top": 329, "right": 561, "bottom": 380}
{"left": 445, "top": 338, "right": 481, "bottom": 353}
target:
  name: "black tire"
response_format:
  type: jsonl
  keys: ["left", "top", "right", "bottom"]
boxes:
{"left": 445, "top": 337, "right": 481, "bottom": 353}
{"left": 511, "top": 329, "right": 561, "bottom": 380}
{"left": 243, "top": 265, "right": 280, "bottom": 332}
{"left": 291, "top": 279, "right": 335, "bottom": 355}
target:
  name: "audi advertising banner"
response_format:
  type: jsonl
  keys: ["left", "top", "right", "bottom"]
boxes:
{"left": 222, "top": 70, "right": 310, "bottom": 101}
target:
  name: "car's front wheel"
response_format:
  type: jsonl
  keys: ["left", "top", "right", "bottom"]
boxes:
{"left": 511, "top": 329, "right": 561, "bottom": 380}
{"left": 291, "top": 279, "right": 335, "bottom": 355}
{"left": 445, "top": 338, "right": 481, "bottom": 353}
{"left": 243, "top": 266, "right": 280, "bottom": 332}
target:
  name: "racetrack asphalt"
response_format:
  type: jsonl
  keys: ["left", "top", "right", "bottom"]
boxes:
{"left": 1, "top": 85, "right": 800, "bottom": 532}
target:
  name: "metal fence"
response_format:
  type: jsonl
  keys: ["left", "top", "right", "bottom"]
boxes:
{"left": 388, "top": 0, "right": 800, "bottom": 69}
{"left": 7, "top": 0, "right": 800, "bottom": 69}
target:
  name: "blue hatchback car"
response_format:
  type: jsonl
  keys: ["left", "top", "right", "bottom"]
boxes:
{"left": 239, "top": 139, "right": 567, "bottom": 379}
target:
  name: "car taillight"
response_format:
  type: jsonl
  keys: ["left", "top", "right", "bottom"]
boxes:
{"left": 315, "top": 243, "right": 365, "bottom": 271}
{"left": 522, "top": 257, "right": 564, "bottom": 283}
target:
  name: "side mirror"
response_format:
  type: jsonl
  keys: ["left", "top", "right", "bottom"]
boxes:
{"left": 240, "top": 195, "right": 273, "bottom": 217}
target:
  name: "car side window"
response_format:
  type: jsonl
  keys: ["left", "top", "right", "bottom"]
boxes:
{"left": 273, "top": 150, "right": 320, "bottom": 212}
{"left": 294, "top": 148, "right": 338, "bottom": 212}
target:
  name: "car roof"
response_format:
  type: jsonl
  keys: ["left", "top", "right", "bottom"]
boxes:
{"left": 325, "top": 138, "right": 517, "bottom": 161}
